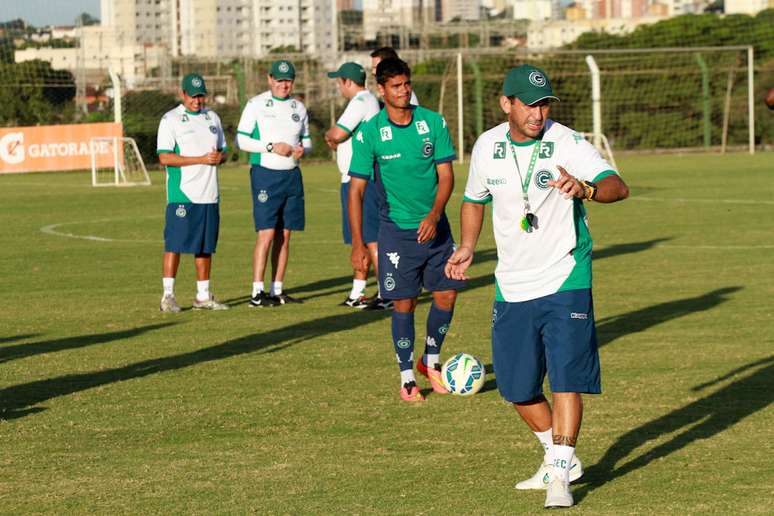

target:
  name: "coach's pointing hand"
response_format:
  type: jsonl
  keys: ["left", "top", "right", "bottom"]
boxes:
{"left": 548, "top": 166, "right": 584, "bottom": 199}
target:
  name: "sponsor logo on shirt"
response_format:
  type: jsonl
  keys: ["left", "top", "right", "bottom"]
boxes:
{"left": 493, "top": 142, "right": 506, "bottom": 159}
{"left": 535, "top": 169, "right": 554, "bottom": 189}
{"left": 539, "top": 141, "right": 554, "bottom": 159}
{"left": 415, "top": 120, "right": 429, "bottom": 134}
{"left": 356, "top": 131, "right": 364, "bottom": 143}
{"left": 380, "top": 126, "right": 393, "bottom": 141}
{"left": 380, "top": 153, "right": 401, "bottom": 160}
{"left": 570, "top": 312, "right": 588, "bottom": 320}
{"left": 265, "top": 99, "right": 273, "bottom": 107}
{"left": 487, "top": 177, "right": 507, "bottom": 186}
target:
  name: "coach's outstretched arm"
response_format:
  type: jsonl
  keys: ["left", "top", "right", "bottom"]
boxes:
{"left": 549, "top": 166, "right": 629, "bottom": 203}
{"left": 445, "top": 201, "right": 485, "bottom": 281}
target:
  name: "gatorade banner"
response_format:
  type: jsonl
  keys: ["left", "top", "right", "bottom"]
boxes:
{"left": 0, "top": 123, "right": 123, "bottom": 174}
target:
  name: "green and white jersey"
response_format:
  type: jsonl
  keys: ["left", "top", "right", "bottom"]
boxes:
{"left": 237, "top": 91, "right": 311, "bottom": 171}
{"left": 464, "top": 120, "right": 618, "bottom": 302}
{"left": 335, "top": 89, "right": 380, "bottom": 183}
{"left": 156, "top": 105, "right": 226, "bottom": 204}
{"left": 349, "top": 105, "right": 456, "bottom": 229}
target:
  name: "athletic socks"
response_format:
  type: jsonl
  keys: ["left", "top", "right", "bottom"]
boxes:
{"left": 162, "top": 277, "right": 175, "bottom": 296}
{"left": 272, "top": 281, "right": 283, "bottom": 296}
{"left": 553, "top": 445, "right": 575, "bottom": 482}
{"left": 349, "top": 279, "right": 367, "bottom": 300}
{"left": 196, "top": 280, "right": 210, "bottom": 302}
{"left": 400, "top": 368, "right": 416, "bottom": 386}
{"left": 534, "top": 428, "right": 554, "bottom": 463}
{"left": 392, "top": 311, "right": 415, "bottom": 381}
{"left": 424, "top": 303, "right": 453, "bottom": 367}
{"left": 252, "top": 281, "right": 264, "bottom": 297}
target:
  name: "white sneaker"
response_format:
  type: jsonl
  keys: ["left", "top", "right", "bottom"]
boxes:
{"left": 192, "top": 295, "right": 229, "bottom": 310}
{"left": 160, "top": 294, "right": 181, "bottom": 313}
{"left": 515, "top": 456, "right": 583, "bottom": 490}
{"left": 544, "top": 476, "right": 573, "bottom": 509}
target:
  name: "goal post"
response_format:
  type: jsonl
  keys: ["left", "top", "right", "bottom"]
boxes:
{"left": 91, "top": 136, "right": 151, "bottom": 187}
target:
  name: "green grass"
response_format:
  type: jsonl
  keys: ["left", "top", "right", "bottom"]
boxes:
{"left": 1, "top": 152, "right": 773, "bottom": 514}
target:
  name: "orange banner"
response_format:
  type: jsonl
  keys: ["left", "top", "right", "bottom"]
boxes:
{"left": 0, "top": 123, "right": 123, "bottom": 174}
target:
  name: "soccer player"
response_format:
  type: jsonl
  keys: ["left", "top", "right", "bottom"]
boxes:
{"left": 324, "top": 62, "right": 385, "bottom": 309}
{"left": 445, "top": 65, "right": 629, "bottom": 508}
{"left": 236, "top": 60, "right": 312, "bottom": 307}
{"left": 369, "top": 47, "right": 419, "bottom": 106}
{"left": 349, "top": 58, "right": 465, "bottom": 401}
{"left": 157, "top": 73, "right": 229, "bottom": 312}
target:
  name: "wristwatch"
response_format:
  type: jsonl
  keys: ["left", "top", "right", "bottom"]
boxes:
{"left": 581, "top": 180, "right": 598, "bottom": 201}
{"left": 266, "top": 142, "right": 273, "bottom": 153}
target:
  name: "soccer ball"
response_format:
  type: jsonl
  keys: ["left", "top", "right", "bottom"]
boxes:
{"left": 442, "top": 353, "right": 486, "bottom": 396}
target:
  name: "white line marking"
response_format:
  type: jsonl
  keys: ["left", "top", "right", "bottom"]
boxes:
{"left": 632, "top": 196, "right": 774, "bottom": 206}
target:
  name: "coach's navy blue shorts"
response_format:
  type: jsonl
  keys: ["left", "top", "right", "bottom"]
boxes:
{"left": 491, "top": 288, "right": 601, "bottom": 403}
{"left": 164, "top": 203, "right": 219, "bottom": 254}
{"left": 340, "top": 180, "right": 379, "bottom": 245}
{"left": 250, "top": 164, "right": 305, "bottom": 231}
{"left": 377, "top": 216, "right": 466, "bottom": 300}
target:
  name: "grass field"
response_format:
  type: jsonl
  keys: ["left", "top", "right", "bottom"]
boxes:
{"left": 1, "top": 152, "right": 772, "bottom": 514}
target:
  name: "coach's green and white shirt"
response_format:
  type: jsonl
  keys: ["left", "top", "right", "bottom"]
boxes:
{"left": 463, "top": 120, "right": 617, "bottom": 302}
{"left": 236, "top": 91, "right": 311, "bottom": 171}
{"left": 156, "top": 105, "right": 226, "bottom": 204}
{"left": 335, "top": 89, "right": 380, "bottom": 183}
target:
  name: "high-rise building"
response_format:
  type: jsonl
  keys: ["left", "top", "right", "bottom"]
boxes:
{"left": 362, "top": 0, "right": 434, "bottom": 40}
{"left": 440, "top": 0, "right": 482, "bottom": 21}
{"left": 513, "top": 0, "right": 553, "bottom": 20}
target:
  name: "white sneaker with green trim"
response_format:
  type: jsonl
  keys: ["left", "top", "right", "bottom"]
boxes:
{"left": 192, "top": 295, "right": 229, "bottom": 310}
{"left": 160, "top": 294, "right": 182, "bottom": 313}
{"left": 544, "top": 476, "right": 573, "bottom": 509}
{"left": 514, "top": 456, "right": 583, "bottom": 490}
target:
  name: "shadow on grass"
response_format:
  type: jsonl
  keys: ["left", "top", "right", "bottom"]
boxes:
{"left": 574, "top": 355, "right": 774, "bottom": 504}
{"left": 0, "top": 324, "right": 176, "bottom": 365}
{"left": 593, "top": 238, "right": 671, "bottom": 261}
{"left": 0, "top": 334, "right": 41, "bottom": 345}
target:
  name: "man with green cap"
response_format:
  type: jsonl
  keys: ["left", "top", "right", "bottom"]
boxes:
{"left": 446, "top": 64, "right": 629, "bottom": 508}
{"left": 237, "top": 60, "right": 312, "bottom": 307}
{"left": 156, "top": 73, "right": 229, "bottom": 312}
{"left": 324, "top": 62, "right": 383, "bottom": 309}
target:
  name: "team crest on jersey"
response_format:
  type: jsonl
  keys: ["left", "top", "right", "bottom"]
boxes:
{"left": 209, "top": 125, "right": 217, "bottom": 134}
{"left": 291, "top": 100, "right": 297, "bottom": 109}
{"left": 384, "top": 273, "right": 396, "bottom": 291}
{"left": 493, "top": 142, "right": 506, "bottom": 159}
{"left": 291, "top": 113, "right": 300, "bottom": 122}
{"left": 535, "top": 169, "right": 554, "bottom": 189}
{"left": 421, "top": 142, "right": 434, "bottom": 158}
{"left": 539, "top": 141, "right": 554, "bottom": 159}
{"left": 415, "top": 120, "right": 429, "bottom": 135}
{"left": 175, "top": 205, "right": 187, "bottom": 218}
{"left": 529, "top": 71, "right": 546, "bottom": 87}
{"left": 257, "top": 190, "right": 269, "bottom": 203}
{"left": 380, "top": 126, "right": 393, "bottom": 141}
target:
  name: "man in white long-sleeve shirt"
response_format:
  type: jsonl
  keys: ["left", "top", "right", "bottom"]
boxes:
{"left": 236, "top": 60, "right": 312, "bottom": 307}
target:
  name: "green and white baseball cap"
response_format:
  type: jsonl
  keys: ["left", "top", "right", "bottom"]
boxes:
{"left": 181, "top": 73, "right": 207, "bottom": 96}
{"left": 327, "top": 62, "right": 366, "bottom": 85}
{"left": 502, "top": 65, "right": 559, "bottom": 105}
{"left": 270, "top": 60, "right": 296, "bottom": 80}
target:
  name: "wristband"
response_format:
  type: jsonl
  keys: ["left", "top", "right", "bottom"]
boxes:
{"left": 581, "top": 180, "right": 597, "bottom": 201}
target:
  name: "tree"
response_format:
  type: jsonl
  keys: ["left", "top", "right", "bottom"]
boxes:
{"left": 75, "top": 12, "right": 100, "bottom": 26}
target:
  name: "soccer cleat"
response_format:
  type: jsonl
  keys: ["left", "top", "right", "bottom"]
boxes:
{"left": 249, "top": 292, "right": 278, "bottom": 308}
{"left": 544, "top": 476, "right": 573, "bottom": 509}
{"left": 340, "top": 295, "right": 370, "bottom": 309}
{"left": 364, "top": 297, "right": 393, "bottom": 311}
{"left": 192, "top": 295, "right": 229, "bottom": 310}
{"left": 160, "top": 294, "right": 182, "bottom": 313}
{"left": 399, "top": 381, "right": 425, "bottom": 402}
{"left": 271, "top": 293, "right": 303, "bottom": 305}
{"left": 417, "top": 358, "right": 448, "bottom": 394}
{"left": 514, "top": 456, "right": 583, "bottom": 490}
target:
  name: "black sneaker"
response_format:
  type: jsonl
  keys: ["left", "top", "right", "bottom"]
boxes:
{"left": 364, "top": 297, "right": 393, "bottom": 311}
{"left": 249, "top": 291, "right": 278, "bottom": 308}
{"left": 340, "top": 295, "right": 370, "bottom": 309}
{"left": 271, "top": 293, "right": 303, "bottom": 305}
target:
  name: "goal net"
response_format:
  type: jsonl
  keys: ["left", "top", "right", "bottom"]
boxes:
{"left": 91, "top": 137, "right": 150, "bottom": 187}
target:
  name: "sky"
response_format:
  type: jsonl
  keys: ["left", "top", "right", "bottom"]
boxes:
{"left": 1, "top": 0, "right": 100, "bottom": 27}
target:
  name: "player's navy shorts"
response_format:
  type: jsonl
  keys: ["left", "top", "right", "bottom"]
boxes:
{"left": 377, "top": 216, "right": 466, "bottom": 300}
{"left": 340, "top": 180, "right": 379, "bottom": 245}
{"left": 250, "top": 164, "right": 305, "bottom": 231}
{"left": 491, "top": 288, "right": 601, "bottom": 403}
{"left": 164, "top": 203, "right": 219, "bottom": 254}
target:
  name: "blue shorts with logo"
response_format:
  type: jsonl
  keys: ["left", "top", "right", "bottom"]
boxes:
{"left": 340, "top": 180, "right": 379, "bottom": 245}
{"left": 377, "top": 216, "right": 466, "bottom": 300}
{"left": 491, "top": 288, "right": 601, "bottom": 403}
{"left": 164, "top": 203, "right": 219, "bottom": 254}
{"left": 250, "top": 164, "right": 305, "bottom": 231}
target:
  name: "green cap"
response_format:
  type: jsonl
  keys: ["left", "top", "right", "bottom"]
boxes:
{"left": 502, "top": 65, "right": 559, "bottom": 105}
{"left": 327, "top": 62, "right": 366, "bottom": 85}
{"left": 181, "top": 73, "right": 207, "bottom": 96}
{"left": 270, "top": 60, "right": 296, "bottom": 80}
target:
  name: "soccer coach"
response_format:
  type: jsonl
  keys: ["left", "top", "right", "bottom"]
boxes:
{"left": 446, "top": 65, "right": 628, "bottom": 509}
